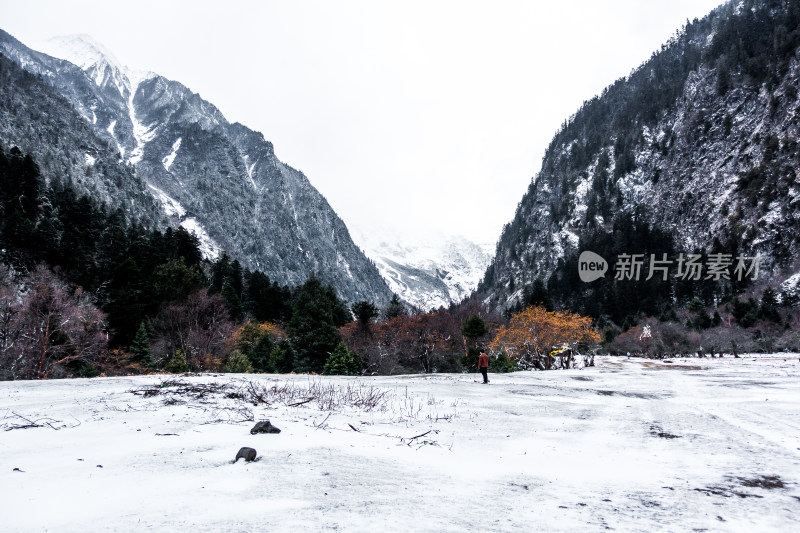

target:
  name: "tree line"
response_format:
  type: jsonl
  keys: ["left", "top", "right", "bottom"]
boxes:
{"left": 0, "top": 144, "right": 366, "bottom": 378}
{"left": 5, "top": 144, "right": 584, "bottom": 379}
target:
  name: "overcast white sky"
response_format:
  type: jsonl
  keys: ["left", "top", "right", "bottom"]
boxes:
{"left": 3, "top": 0, "right": 724, "bottom": 245}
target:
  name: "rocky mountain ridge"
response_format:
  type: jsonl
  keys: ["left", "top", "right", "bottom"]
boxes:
{"left": 476, "top": 0, "right": 800, "bottom": 313}
{"left": 0, "top": 30, "right": 392, "bottom": 304}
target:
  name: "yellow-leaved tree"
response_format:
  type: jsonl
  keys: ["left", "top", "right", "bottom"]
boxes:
{"left": 489, "top": 306, "right": 600, "bottom": 370}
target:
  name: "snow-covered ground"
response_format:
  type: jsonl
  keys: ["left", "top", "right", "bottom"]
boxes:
{"left": 2, "top": 355, "right": 799, "bottom": 532}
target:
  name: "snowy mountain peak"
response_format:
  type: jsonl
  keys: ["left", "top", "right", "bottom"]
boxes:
{"left": 353, "top": 225, "right": 493, "bottom": 311}
{"left": 37, "top": 34, "right": 121, "bottom": 71}
{"left": 36, "top": 34, "right": 154, "bottom": 103}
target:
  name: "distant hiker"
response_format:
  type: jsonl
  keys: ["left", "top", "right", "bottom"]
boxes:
{"left": 627, "top": 352, "right": 631, "bottom": 359}
{"left": 478, "top": 351, "right": 489, "bottom": 383}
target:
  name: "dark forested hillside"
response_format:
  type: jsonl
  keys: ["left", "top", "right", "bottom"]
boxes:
{"left": 476, "top": 0, "right": 800, "bottom": 323}
{"left": 0, "top": 52, "right": 163, "bottom": 226}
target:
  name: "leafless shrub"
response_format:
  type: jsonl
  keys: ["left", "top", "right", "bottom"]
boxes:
{"left": 0, "top": 265, "right": 106, "bottom": 380}
{"left": 129, "top": 377, "right": 458, "bottom": 421}
{"left": 149, "top": 290, "right": 235, "bottom": 371}
{"left": 243, "top": 379, "right": 392, "bottom": 412}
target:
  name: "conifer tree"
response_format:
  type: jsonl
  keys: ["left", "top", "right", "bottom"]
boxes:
{"left": 166, "top": 348, "right": 189, "bottom": 373}
{"left": 221, "top": 279, "right": 244, "bottom": 322}
{"left": 323, "top": 342, "right": 359, "bottom": 375}
{"left": 461, "top": 314, "right": 488, "bottom": 346}
{"left": 249, "top": 332, "right": 276, "bottom": 372}
{"left": 130, "top": 321, "right": 152, "bottom": 367}
{"left": 224, "top": 350, "right": 253, "bottom": 373}
{"left": 352, "top": 300, "right": 378, "bottom": 336}
{"left": 384, "top": 294, "right": 406, "bottom": 320}
{"left": 288, "top": 276, "right": 341, "bottom": 372}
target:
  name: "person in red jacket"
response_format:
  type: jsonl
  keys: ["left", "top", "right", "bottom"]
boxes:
{"left": 478, "top": 351, "right": 489, "bottom": 383}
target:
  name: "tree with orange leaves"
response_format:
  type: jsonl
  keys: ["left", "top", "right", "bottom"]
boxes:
{"left": 489, "top": 306, "right": 600, "bottom": 370}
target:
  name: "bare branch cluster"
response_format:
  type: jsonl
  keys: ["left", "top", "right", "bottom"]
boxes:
{"left": 1, "top": 410, "right": 81, "bottom": 431}
{"left": 129, "top": 377, "right": 458, "bottom": 423}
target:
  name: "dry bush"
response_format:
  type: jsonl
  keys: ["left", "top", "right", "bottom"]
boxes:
{"left": 0, "top": 265, "right": 106, "bottom": 380}
{"left": 130, "top": 377, "right": 457, "bottom": 422}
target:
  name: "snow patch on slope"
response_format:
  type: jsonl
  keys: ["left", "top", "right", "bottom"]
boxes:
{"left": 242, "top": 154, "right": 258, "bottom": 190}
{"left": 162, "top": 138, "right": 182, "bottom": 171}
{"left": 128, "top": 83, "right": 156, "bottom": 165}
{"left": 181, "top": 218, "right": 222, "bottom": 260}
{"left": 147, "top": 184, "right": 186, "bottom": 218}
{"left": 780, "top": 271, "right": 800, "bottom": 300}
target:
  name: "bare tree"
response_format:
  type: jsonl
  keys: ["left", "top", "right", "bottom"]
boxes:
{"left": 151, "top": 289, "right": 235, "bottom": 371}
{"left": 11, "top": 265, "right": 106, "bottom": 379}
{"left": 0, "top": 265, "right": 23, "bottom": 380}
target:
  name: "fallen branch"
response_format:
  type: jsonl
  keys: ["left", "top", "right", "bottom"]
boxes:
{"left": 313, "top": 412, "right": 331, "bottom": 430}
{"left": 399, "top": 428, "right": 441, "bottom": 448}
{"left": 289, "top": 398, "right": 314, "bottom": 407}
{"left": 408, "top": 429, "right": 434, "bottom": 441}
{"left": 2, "top": 412, "right": 79, "bottom": 431}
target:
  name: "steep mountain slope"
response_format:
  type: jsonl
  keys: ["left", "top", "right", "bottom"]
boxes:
{"left": 0, "top": 46, "right": 162, "bottom": 226}
{"left": 476, "top": 0, "right": 800, "bottom": 313}
{"left": 0, "top": 31, "right": 392, "bottom": 304}
{"left": 354, "top": 227, "right": 492, "bottom": 311}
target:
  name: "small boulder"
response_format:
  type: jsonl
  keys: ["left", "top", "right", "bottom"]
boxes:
{"left": 250, "top": 420, "right": 281, "bottom": 434}
{"left": 235, "top": 447, "right": 257, "bottom": 463}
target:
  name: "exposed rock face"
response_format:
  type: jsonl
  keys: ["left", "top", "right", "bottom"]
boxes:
{"left": 476, "top": 0, "right": 800, "bottom": 311}
{"left": 0, "top": 30, "right": 392, "bottom": 304}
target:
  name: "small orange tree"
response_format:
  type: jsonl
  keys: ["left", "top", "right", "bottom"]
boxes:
{"left": 489, "top": 306, "right": 600, "bottom": 369}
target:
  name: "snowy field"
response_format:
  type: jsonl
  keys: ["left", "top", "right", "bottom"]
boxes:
{"left": 2, "top": 355, "right": 799, "bottom": 532}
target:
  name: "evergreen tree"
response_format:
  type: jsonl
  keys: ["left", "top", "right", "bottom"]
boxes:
{"left": 384, "top": 293, "right": 406, "bottom": 320}
{"left": 270, "top": 342, "right": 295, "bottom": 373}
{"left": 324, "top": 284, "right": 352, "bottom": 327}
{"left": 288, "top": 276, "right": 341, "bottom": 372}
{"left": 760, "top": 287, "right": 780, "bottom": 323}
{"left": 230, "top": 259, "right": 243, "bottom": 299}
{"left": 688, "top": 296, "right": 705, "bottom": 312}
{"left": 153, "top": 259, "right": 205, "bottom": 303}
{"left": 210, "top": 253, "right": 231, "bottom": 294}
{"left": 249, "top": 332, "right": 276, "bottom": 372}
{"left": 243, "top": 270, "right": 292, "bottom": 322}
{"left": 166, "top": 348, "right": 189, "bottom": 373}
{"left": 352, "top": 300, "right": 378, "bottom": 335}
{"left": 170, "top": 227, "right": 202, "bottom": 266}
{"left": 130, "top": 322, "right": 152, "bottom": 367}
{"left": 527, "top": 278, "right": 553, "bottom": 310}
{"left": 221, "top": 279, "right": 244, "bottom": 322}
{"left": 224, "top": 350, "right": 253, "bottom": 373}
{"left": 461, "top": 314, "right": 488, "bottom": 345}
{"left": 106, "top": 257, "right": 146, "bottom": 347}
{"left": 323, "top": 342, "right": 360, "bottom": 375}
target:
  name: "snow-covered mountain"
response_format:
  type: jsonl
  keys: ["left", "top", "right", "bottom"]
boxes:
{"left": 354, "top": 226, "right": 492, "bottom": 311}
{"left": 0, "top": 30, "right": 392, "bottom": 304}
{"left": 475, "top": 0, "right": 800, "bottom": 312}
